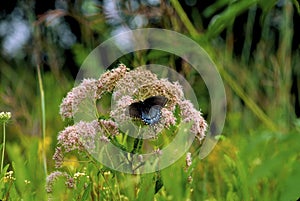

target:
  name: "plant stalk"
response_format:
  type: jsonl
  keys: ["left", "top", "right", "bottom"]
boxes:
{"left": 1, "top": 122, "right": 6, "bottom": 173}
{"left": 37, "top": 65, "right": 48, "bottom": 176}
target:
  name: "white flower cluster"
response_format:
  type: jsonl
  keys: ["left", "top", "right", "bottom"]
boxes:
{"left": 0, "top": 112, "right": 11, "bottom": 122}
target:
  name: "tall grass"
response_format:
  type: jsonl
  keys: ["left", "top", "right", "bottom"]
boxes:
{"left": 37, "top": 65, "right": 48, "bottom": 176}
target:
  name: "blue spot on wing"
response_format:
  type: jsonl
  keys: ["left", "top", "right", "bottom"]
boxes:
{"left": 128, "top": 96, "right": 167, "bottom": 125}
{"left": 141, "top": 105, "right": 162, "bottom": 125}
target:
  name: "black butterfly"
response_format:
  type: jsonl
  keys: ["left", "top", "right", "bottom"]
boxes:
{"left": 128, "top": 96, "right": 168, "bottom": 125}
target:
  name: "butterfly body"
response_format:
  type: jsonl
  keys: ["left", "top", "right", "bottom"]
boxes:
{"left": 128, "top": 96, "right": 167, "bottom": 125}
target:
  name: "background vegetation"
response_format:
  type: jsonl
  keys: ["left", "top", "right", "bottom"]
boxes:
{"left": 0, "top": 0, "right": 300, "bottom": 200}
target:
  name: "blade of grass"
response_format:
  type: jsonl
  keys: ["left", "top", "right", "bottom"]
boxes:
{"left": 170, "top": 0, "right": 200, "bottom": 38}
{"left": 1, "top": 122, "right": 6, "bottom": 173}
{"left": 37, "top": 65, "right": 47, "bottom": 176}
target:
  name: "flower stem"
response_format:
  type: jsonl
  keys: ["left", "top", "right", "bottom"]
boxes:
{"left": 37, "top": 65, "right": 48, "bottom": 176}
{"left": 170, "top": 0, "right": 200, "bottom": 38}
{"left": 1, "top": 122, "right": 6, "bottom": 173}
{"left": 131, "top": 126, "right": 143, "bottom": 154}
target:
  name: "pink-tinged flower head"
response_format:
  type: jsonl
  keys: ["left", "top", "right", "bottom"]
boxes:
{"left": 136, "top": 79, "right": 184, "bottom": 109}
{"left": 99, "top": 119, "right": 119, "bottom": 136}
{"left": 60, "top": 78, "right": 99, "bottom": 119}
{"left": 96, "top": 63, "right": 128, "bottom": 98}
{"left": 113, "top": 68, "right": 158, "bottom": 99}
{"left": 186, "top": 152, "right": 192, "bottom": 167}
{"left": 57, "top": 120, "right": 101, "bottom": 153}
{"left": 111, "top": 68, "right": 185, "bottom": 130}
{"left": 60, "top": 64, "right": 128, "bottom": 120}
{"left": 179, "top": 100, "right": 207, "bottom": 141}
{"left": 110, "top": 95, "right": 134, "bottom": 123}
{"left": 46, "top": 171, "right": 69, "bottom": 193}
{"left": 161, "top": 108, "right": 176, "bottom": 128}
{"left": 99, "top": 135, "right": 110, "bottom": 143}
{"left": 53, "top": 120, "right": 106, "bottom": 167}
{"left": 53, "top": 146, "right": 64, "bottom": 168}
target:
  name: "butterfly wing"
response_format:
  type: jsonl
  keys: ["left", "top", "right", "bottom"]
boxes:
{"left": 143, "top": 96, "right": 168, "bottom": 107}
{"left": 128, "top": 102, "right": 142, "bottom": 118}
{"left": 141, "top": 105, "right": 162, "bottom": 125}
{"left": 128, "top": 96, "right": 168, "bottom": 125}
{"left": 141, "top": 96, "right": 168, "bottom": 125}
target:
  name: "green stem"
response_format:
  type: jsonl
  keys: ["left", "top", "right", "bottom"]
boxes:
{"left": 37, "top": 65, "right": 47, "bottom": 176}
{"left": 170, "top": 0, "right": 200, "bottom": 38}
{"left": 131, "top": 126, "right": 143, "bottom": 154}
{"left": 1, "top": 122, "right": 6, "bottom": 173}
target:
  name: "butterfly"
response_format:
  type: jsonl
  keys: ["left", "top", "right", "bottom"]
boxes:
{"left": 128, "top": 96, "right": 168, "bottom": 125}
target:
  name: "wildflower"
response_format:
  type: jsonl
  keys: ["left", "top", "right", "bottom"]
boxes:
{"left": 103, "top": 171, "right": 111, "bottom": 176}
{"left": 154, "top": 148, "right": 162, "bottom": 156}
{"left": 57, "top": 124, "right": 81, "bottom": 152}
{"left": 53, "top": 120, "right": 102, "bottom": 167}
{"left": 57, "top": 120, "right": 101, "bottom": 152}
{"left": 59, "top": 64, "right": 128, "bottom": 120}
{"left": 3, "top": 171, "right": 16, "bottom": 182}
{"left": 74, "top": 172, "right": 86, "bottom": 179}
{"left": 99, "top": 119, "right": 119, "bottom": 136}
{"left": 160, "top": 108, "right": 176, "bottom": 128}
{"left": 53, "top": 146, "right": 64, "bottom": 168}
{"left": 96, "top": 63, "right": 128, "bottom": 98}
{"left": 0, "top": 112, "right": 11, "bottom": 122}
{"left": 99, "top": 135, "right": 110, "bottom": 143}
{"left": 46, "top": 171, "right": 69, "bottom": 193}
{"left": 53, "top": 64, "right": 207, "bottom": 178}
{"left": 24, "top": 180, "right": 31, "bottom": 184}
{"left": 113, "top": 68, "right": 184, "bottom": 109}
{"left": 186, "top": 152, "right": 192, "bottom": 167}
{"left": 1, "top": 112, "right": 11, "bottom": 173}
{"left": 111, "top": 68, "right": 184, "bottom": 130}
{"left": 110, "top": 95, "right": 134, "bottom": 124}
{"left": 179, "top": 100, "right": 207, "bottom": 141}
{"left": 65, "top": 177, "right": 75, "bottom": 188}
{"left": 60, "top": 79, "right": 99, "bottom": 119}
{"left": 187, "top": 175, "right": 193, "bottom": 183}
{"left": 113, "top": 67, "right": 159, "bottom": 100}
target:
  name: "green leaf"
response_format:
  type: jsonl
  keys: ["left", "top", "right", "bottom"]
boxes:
{"left": 206, "top": 0, "right": 257, "bottom": 39}
{"left": 136, "top": 173, "right": 155, "bottom": 201}
{"left": 81, "top": 183, "right": 92, "bottom": 201}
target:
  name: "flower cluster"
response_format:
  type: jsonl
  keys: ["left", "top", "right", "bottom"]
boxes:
{"left": 110, "top": 67, "right": 206, "bottom": 139}
{"left": 46, "top": 171, "right": 70, "bottom": 193}
{"left": 46, "top": 170, "right": 90, "bottom": 194}
{"left": 60, "top": 79, "right": 99, "bottom": 119}
{"left": 186, "top": 152, "right": 192, "bottom": 168}
{"left": 0, "top": 111, "right": 11, "bottom": 123}
{"left": 112, "top": 68, "right": 184, "bottom": 109}
{"left": 110, "top": 68, "right": 184, "bottom": 130}
{"left": 52, "top": 63, "right": 207, "bottom": 171}
{"left": 96, "top": 63, "right": 128, "bottom": 98}
{"left": 3, "top": 171, "right": 16, "bottom": 183}
{"left": 179, "top": 100, "right": 207, "bottom": 141}
{"left": 53, "top": 119, "right": 117, "bottom": 168}
{"left": 59, "top": 64, "right": 128, "bottom": 120}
